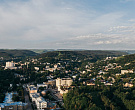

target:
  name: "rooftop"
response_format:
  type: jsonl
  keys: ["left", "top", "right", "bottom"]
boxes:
{"left": 0, "top": 102, "right": 27, "bottom": 108}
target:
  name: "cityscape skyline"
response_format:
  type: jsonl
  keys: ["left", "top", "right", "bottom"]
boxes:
{"left": 0, "top": 0, "right": 135, "bottom": 49}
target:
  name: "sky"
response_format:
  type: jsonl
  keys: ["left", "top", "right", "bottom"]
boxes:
{"left": 0, "top": 0, "right": 135, "bottom": 50}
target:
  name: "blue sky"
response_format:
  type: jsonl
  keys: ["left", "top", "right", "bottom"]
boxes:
{"left": 0, "top": 0, "right": 135, "bottom": 49}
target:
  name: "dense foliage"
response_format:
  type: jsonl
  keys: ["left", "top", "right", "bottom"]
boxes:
{"left": 0, "top": 70, "right": 20, "bottom": 102}
{"left": 63, "top": 86, "right": 135, "bottom": 110}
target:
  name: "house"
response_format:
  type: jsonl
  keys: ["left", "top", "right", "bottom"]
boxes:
{"left": 34, "top": 67, "right": 40, "bottom": 71}
{"left": 121, "top": 70, "right": 134, "bottom": 74}
{"left": 123, "top": 83, "right": 133, "bottom": 88}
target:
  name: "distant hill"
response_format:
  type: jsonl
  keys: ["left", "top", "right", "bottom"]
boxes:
{"left": 114, "top": 54, "right": 135, "bottom": 64}
{"left": 36, "top": 50, "right": 128, "bottom": 62}
{"left": 121, "top": 50, "right": 135, "bottom": 54}
{"left": 0, "top": 49, "right": 128, "bottom": 61}
{"left": 30, "top": 49, "right": 85, "bottom": 54}
{"left": 0, "top": 49, "right": 38, "bottom": 58}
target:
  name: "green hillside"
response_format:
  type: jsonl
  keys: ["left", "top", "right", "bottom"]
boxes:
{"left": 37, "top": 50, "right": 128, "bottom": 61}
{"left": 0, "top": 49, "right": 38, "bottom": 58}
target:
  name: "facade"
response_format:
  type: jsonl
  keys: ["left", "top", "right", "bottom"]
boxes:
{"left": 5, "top": 61, "right": 17, "bottom": 70}
{"left": 28, "top": 85, "right": 48, "bottom": 110}
{"left": 56, "top": 78, "right": 73, "bottom": 95}
{"left": 43, "top": 80, "right": 56, "bottom": 87}
{"left": 6, "top": 61, "right": 15, "bottom": 68}
{"left": 56, "top": 78, "right": 73, "bottom": 87}
{"left": 29, "top": 93, "right": 47, "bottom": 110}
{"left": 35, "top": 97, "right": 47, "bottom": 110}
{"left": 28, "top": 85, "right": 37, "bottom": 94}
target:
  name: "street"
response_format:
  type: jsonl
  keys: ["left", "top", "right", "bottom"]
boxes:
{"left": 24, "top": 88, "right": 33, "bottom": 110}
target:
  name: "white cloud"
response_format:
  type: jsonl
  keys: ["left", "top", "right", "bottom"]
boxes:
{"left": 0, "top": 0, "right": 134, "bottom": 49}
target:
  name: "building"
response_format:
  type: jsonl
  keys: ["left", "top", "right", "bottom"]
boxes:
{"left": 29, "top": 93, "right": 47, "bottom": 110}
{"left": 121, "top": 70, "right": 134, "bottom": 74}
{"left": 6, "top": 61, "right": 15, "bottom": 68}
{"left": 0, "top": 93, "right": 27, "bottom": 110}
{"left": 56, "top": 78, "right": 73, "bottom": 95}
{"left": 30, "top": 93, "right": 40, "bottom": 102}
{"left": 0, "top": 102, "right": 28, "bottom": 110}
{"left": 37, "top": 84, "right": 48, "bottom": 90}
{"left": 5, "top": 61, "right": 17, "bottom": 70}
{"left": 35, "top": 97, "right": 47, "bottom": 110}
{"left": 56, "top": 78, "right": 73, "bottom": 87}
{"left": 28, "top": 85, "right": 37, "bottom": 94}
{"left": 34, "top": 67, "right": 40, "bottom": 71}
{"left": 43, "top": 80, "right": 56, "bottom": 88}
{"left": 123, "top": 83, "right": 134, "bottom": 88}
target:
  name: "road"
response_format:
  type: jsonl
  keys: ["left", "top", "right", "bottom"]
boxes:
{"left": 24, "top": 88, "right": 33, "bottom": 110}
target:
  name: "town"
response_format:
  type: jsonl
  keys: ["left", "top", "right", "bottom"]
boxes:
{"left": 0, "top": 50, "right": 135, "bottom": 110}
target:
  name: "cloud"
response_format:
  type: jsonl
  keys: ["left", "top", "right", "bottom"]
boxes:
{"left": 108, "top": 25, "right": 135, "bottom": 33}
{"left": 0, "top": 0, "right": 134, "bottom": 49}
{"left": 125, "top": 0, "right": 133, "bottom": 1}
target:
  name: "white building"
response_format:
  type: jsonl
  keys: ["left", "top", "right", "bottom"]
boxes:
{"left": 6, "top": 61, "right": 15, "bottom": 68}
{"left": 35, "top": 97, "right": 47, "bottom": 110}
{"left": 5, "top": 61, "right": 17, "bottom": 69}
{"left": 29, "top": 92, "right": 47, "bottom": 109}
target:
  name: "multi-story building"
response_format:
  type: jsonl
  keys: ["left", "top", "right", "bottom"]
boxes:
{"left": 56, "top": 78, "right": 73, "bottom": 87}
{"left": 5, "top": 61, "right": 17, "bottom": 70}
{"left": 30, "top": 93, "right": 47, "bottom": 110}
{"left": 35, "top": 97, "right": 47, "bottom": 110}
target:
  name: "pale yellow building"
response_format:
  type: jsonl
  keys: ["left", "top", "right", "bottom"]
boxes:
{"left": 56, "top": 78, "right": 73, "bottom": 87}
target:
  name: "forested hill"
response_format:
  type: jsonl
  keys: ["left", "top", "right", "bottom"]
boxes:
{"left": 0, "top": 49, "right": 37, "bottom": 58}
{"left": 0, "top": 49, "right": 128, "bottom": 61}
{"left": 36, "top": 50, "right": 128, "bottom": 61}
{"left": 110, "top": 54, "right": 135, "bottom": 67}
